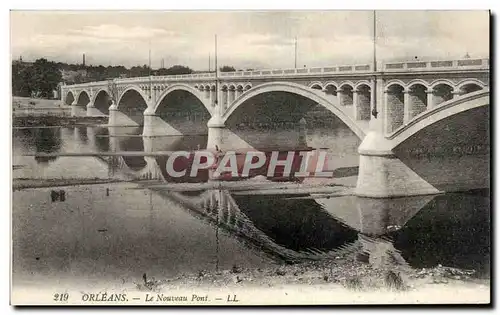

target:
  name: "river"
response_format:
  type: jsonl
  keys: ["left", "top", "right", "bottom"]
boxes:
{"left": 12, "top": 124, "right": 490, "bottom": 290}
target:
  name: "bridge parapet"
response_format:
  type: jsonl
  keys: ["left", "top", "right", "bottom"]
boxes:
{"left": 383, "top": 58, "right": 489, "bottom": 72}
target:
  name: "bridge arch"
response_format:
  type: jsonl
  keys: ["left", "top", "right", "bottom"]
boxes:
{"left": 309, "top": 82, "right": 323, "bottom": 90}
{"left": 355, "top": 83, "right": 371, "bottom": 121}
{"left": 407, "top": 83, "right": 428, "bottom": 120}
{"left": 117, "top": 85, "right": 149, "bottom": 108}
{"left": 323, "top": 83, "right": 338, "bottom": 96}
{"left": 221, "top": 81, "right": 366, "bottom": 139}
{"left": 75, "top": 90, "right": 91, "bottom": 106}
{"left": 457, "top": 79, "right": 486, "bottom": 94}
{"left": 339, "top": 81, "right": 355, "bottom": 89}
{"left": 430, "top": 81, "right": 454, "bottom": 106}
{"left": 430, "top": 79, "right": 455, "bottom": 89}
{"left": 385, "top": 80, "right": 407, "bottom": 90}
{"left": 385, "top": 83, "right": 405, "bottom": 133}
{"left": 115, "top": 86, "right": 149, "bottom": 126}
{"left": 324, "top": 81, "right": 339, "bottom": 89}
{"left": 407, "top": 79, "right": 430, "bottom": 90}
{"left": 91, "top": 89, "right": 111, "bottom": 115}
{"left": 153, "top": 83, "right": 211, "bottom": 114}
{"left": 389, "top": 90, "right": 489, "bottom": 147}
{"left": 338, "top": 82, "right": 354, "bottom": 107}
{"left": 64, "top": 91, "right": 75, "bottom": 105}
{"left": 354, "top": 80, "right": 371, "bottom": 91}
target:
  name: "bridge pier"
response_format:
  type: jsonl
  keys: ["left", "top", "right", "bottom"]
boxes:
{"left": 142, "top": 110, "right": 183, "bottom": 137}
{"left": 355, "top": 132, "right": 440, "bottom": 198}
{"left": 70, "top": 101, "right": 87, "bottom": 117}
{"left": 86, "top": 104, "right": 106, "bottom": 117}
{"left": 108, "top": 103, "right": 142, "bottom": 127}
{"left": 207, "top": 115, "right": 226, "bottom": 151}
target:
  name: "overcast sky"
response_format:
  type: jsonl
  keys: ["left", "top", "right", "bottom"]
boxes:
{"left": 10, "top": 10, "right": 489, "bottom": 70}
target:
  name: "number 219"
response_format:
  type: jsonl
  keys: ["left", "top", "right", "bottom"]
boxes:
{"left": 53, "top": 293, "right": 69, "bottom": 301}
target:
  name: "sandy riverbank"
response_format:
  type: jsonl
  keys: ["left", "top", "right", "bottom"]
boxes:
{"left": 129, "top": 254, "right": 490, "bottom": 305}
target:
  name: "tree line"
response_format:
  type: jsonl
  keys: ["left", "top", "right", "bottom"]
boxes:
{"left": 12, "top": 58, "right": 239, "bottom": 98}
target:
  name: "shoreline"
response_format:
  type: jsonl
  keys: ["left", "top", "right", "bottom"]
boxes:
{"left": 129, "top": 255, "right": 490, "bottom": 304}
{"left": 11, "top": 254, "right": 490, "bottom": 305}
{"left": 12, "top": 115, "right": 109, "bottom": 128}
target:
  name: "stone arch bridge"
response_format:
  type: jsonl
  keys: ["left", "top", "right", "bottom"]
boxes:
{"left": 61, "top": 58, "right": 490, "bottom": 198}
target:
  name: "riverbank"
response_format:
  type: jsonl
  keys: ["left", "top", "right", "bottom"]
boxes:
{"left": 13, "top": 115, "right": 109, "bottom": 127}
{"left": 12, "top": 178, "right": 125, "bottom": 190}
{"left": 12, "top": 96, "right": 108, "bottom": 127}
{"left": 132, "top": 257, "right": 490, "bottom": 305}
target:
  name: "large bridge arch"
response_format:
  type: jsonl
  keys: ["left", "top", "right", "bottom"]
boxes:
{"left": 221, "top": 82, "right": 366, "bottom": 140}
{"left": 146, "top": 83, "right": 212, "bottom": 136}
{"left": 91, "top": 89, "right": 111, "bottom": 115}
{"left": 117, "top": 85, "right": 149, "bottom": 108}
{"left": 389, "top": 89, "right": 489, "bottom": 193}
{"left": 115, "top": 86, "right": 149, "bottom": 126}
{"left": 153, "top": 83, "right": 211, "bottom": 114}
{"left": 389, "top": 89, "right": 489, "bottom": 148}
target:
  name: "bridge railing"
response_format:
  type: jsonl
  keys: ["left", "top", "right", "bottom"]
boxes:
{"left": 383, "top": 58, "right": 489, "bottom": 72}
{"left": 62, "top": 58, "right": 490, "bottom": 88}
{"left": 218, "top": 64, "right": 373, "bottom": 78}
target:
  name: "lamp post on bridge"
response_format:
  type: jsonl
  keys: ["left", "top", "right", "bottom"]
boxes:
{"left": 371, "top": 10, "right": 379, "bottom": 119}
{"left": 294, "top": 37, "right": 298, "bottom": 69}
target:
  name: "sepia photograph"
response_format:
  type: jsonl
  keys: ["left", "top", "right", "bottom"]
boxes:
{"left": 10, "top": 9, "right": 490, "bottom": 306}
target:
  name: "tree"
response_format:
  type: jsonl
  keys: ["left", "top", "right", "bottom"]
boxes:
{"left": 12, "top": 62, "right": 34, "bottom": 97}
{"left": 163, "top": 65, "right": 194, "bottom": 75}
{"left": 129, "top": 65, "right": 151, "bottom": 78}
{"left": 30, "top": 58, "right": 62, "bottom": 98}
{"left": 220, "top": 65, "right": 236, "bottom": 72}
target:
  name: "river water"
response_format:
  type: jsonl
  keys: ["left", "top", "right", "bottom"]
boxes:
{"left": 12, "top": 124, "right": 490, "bottom": 289}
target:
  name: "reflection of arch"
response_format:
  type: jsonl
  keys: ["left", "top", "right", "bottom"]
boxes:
{"left": 153, "top": 83, "right": 211, "bottom": 114}
{"left": 64, "top": 91, "right": 75, "bottom": 105}
{"left": 221, "top": 82, "right": 366, "bottom": 139}
{"left": 389, "top": 90, "right": 489, "bottom": 146}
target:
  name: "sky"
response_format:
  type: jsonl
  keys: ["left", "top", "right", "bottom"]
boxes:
{"left": 10, "top": 10, "right": 490, "bottom": 71}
